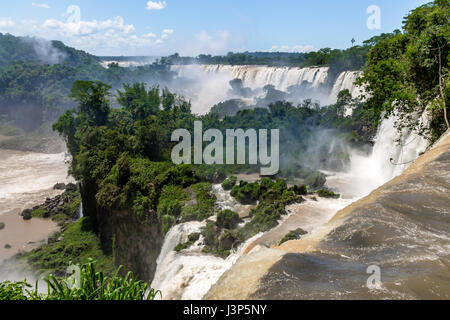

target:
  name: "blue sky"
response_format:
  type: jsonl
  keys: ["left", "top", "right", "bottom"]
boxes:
{"left": 0, "top": 0, "right": 430, "bottom": 56}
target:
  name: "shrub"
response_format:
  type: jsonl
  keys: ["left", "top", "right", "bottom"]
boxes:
{"left": 219, "top": 231, "right": 237, "bottom": 252}
{"left": 279, "top": 228, "right": 308, "bottom": 245}
{"left": 157, "top": 185, "right": 188, "bottom": 218}
{"left": 160, "top": 214, "right": 176, "bottom": 234}
{"left": 216, "top": 210, "right": 241, "bottom": 229}
{"left": 317, "top": 189, "right": 340, "bottom": 199}
{"left": 292, "top": 184, "right": 308, "bottom": 195}
{"left": 174, "top": 233, "right": 200, "bottom": 252}
{"left": 237, "top": 202, "right": 285, "bottom": 241}
{"left": 231, "top": 181, "right": 260, "bottom": 204}
{"left": 181, "top": 183, "right": 216, "bottom": 222}
{"left": 132, "top": 192, "right": 155, "bottom": 222}
{"left": 221, "top": 176, "right": 237, "bottom": 190}
{"left": 195, "top": 165, "right": 227, "bottom": 183}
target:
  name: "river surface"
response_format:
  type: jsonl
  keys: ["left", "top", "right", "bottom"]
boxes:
{"left": 0, "top": 149, "right": 72, "bottom": 263}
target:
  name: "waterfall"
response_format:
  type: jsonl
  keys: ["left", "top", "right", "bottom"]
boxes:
{"left": 151, "top": 218, "right": 262, "bottom": 300}
{"left": 326, "top": 114, "right": 429, "bottom": 198}
{"left": 76, "top": 202, "right": 83, "bottom": 221}
{"left": 330, "top": 71, "right": 364, "bottom": 102}
{"left": 151, "top": 184, "right": 262, "bottom": 300}
{"left": 171, "top": 64, "right": 329, "bottom": 92}
{"left": 169, "top": 65, "right": 366, "bottom": 114}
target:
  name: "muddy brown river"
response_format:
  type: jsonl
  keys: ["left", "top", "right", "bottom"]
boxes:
{"left": 0, "top": 149, "right": 72, "bottom": 264}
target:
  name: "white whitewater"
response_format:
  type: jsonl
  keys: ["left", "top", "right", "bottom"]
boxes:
{"left": 151, "top": 218, "right": 262, "bottom": 300}
{"left": 170, "top": 64, "right": 364, "bottom": 114}
{"left": 330, "top": 71, "right": 364, "bottom": 102}
{"left": 326, "top": 114, "right": 429, "bottom": 199}
{"left": 151, "top": 184, "right": 262, "bottom": 300}
{"left": 171, "top": 64, "right": 329, "bottom": 92}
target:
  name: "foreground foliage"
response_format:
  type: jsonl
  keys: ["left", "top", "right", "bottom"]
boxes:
{"left": 8, "top": 217, "right": 114, "bottom": 278}
{"left": 0, "top": 259, "right": 160, "bottom": 300}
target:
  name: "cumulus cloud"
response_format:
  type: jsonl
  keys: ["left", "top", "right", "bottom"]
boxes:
{"left": 146, "top": 1, "right": 167, "bottom": 11}
{"left": 32, "top": 3, "right": 51, "bottom": 9}
{"left": 269, "top": 45, "right": 316, "bottom": 53}
{"left": 43, "top": 16, "right": 136, "bottom": 36}
{"left": 161, "top": 29, "right": 173, "bottom": 39}
{"left": 143, "top": 32, "right": 157, "bottom": 38}
{"left": 0, "top": 15, "right": 174, "bottom": 55}
{"left": 0, "top": 17, "right": 15, "bottom": 28}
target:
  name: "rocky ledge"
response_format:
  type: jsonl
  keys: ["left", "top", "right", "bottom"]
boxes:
{"left": 21, "top": 183, "right": 81, "bottom": 225}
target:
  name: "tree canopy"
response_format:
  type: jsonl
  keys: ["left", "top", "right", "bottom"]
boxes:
{"left": 358, "top": 0, "right": 449, "bottom": 141}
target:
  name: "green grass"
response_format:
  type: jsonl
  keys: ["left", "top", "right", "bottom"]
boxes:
{"left": 14, "top": 217, "right": 114, "bottom": 278}
{"left": 30, "top": 208, "right": 47, "bottom": 218}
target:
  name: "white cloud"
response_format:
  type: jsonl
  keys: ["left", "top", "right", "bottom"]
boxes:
{"left": 0, "top": 15, "right": 174, "bottom": 55}
{"left": 0, "top": 17, "right": 15, "bottom": 28}
{"left": 42, "top": 16, "right": 136, "bottom": 36}
{"left": 146, "top": 1, "right": 167, "bottom": 11}
{"left": 32, "top": 3, "right": 51, "bottom": 9}
{"left": 268, "top": 45, "right": 316, "bottom": 53}
{"left": 143, "top": 32, "right": 157, "bottom": 38}
{"left": 161, "top": 29, "right": 173, "bottom": 39}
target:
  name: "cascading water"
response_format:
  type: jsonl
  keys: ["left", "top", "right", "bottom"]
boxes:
{"left": 153, "top": 65, "right": 431, "bottom": 300}
{"left": 150, "top": 185, "right": 262, "bottom": 300}
{"left": 151, "top": 221, "right": 263, "bottom": 300}
{"left": 169, "top": 65, "right": 366, "bottom": 114}
{"left": 330, "top": 71, "right": 364, "bottom": 101}
{"left": 169, "top": 64, "right": 335, "bottom": 113}
{"left": 76, "top": 202, "right": 83, "bottom": 221}
{"left": 171, "top": 65, "right": 329, "bottom": 92}
{"left": 326, "top": 114, "right": 429, "bottom": 199}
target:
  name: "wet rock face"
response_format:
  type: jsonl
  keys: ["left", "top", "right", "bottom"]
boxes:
{"left": 53, "top": 183, "right": 67, "bottom": 190}
{"left": 21, "top": 209, "right": 32, "bottom": 220}
{"left": 79, "top": 181, "right": 165, "bottom": 283}
{"left": 111, "top": 210, "right": 164, "bottom": 283}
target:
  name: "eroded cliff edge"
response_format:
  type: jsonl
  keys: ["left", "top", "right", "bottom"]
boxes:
{"left": 205, "top": 131, "right": 450, "bottom": 300}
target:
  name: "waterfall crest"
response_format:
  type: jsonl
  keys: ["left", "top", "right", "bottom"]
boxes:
{"left": 171, "top": 64, "right": 330, "bottom": 92}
